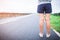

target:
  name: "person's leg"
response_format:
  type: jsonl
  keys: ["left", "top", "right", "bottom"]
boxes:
{"left": 45, "top": 14, "right": 51, "bottom": 37}
{"left": 39, "top": 14, "right": 44, "bottom": 36}
{"left": 37, "top": 4, "right": 45, "bottom": 37}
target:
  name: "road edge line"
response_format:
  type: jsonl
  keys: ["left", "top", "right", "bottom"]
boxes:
{"left": 51, "top": 27, "right": 60, "bottom": 37}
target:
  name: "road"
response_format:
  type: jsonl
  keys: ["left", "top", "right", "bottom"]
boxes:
{"left": 0, "top": 14, "right": 60, "bottom": 40}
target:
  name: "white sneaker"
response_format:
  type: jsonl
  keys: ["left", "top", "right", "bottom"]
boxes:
{"left": 46, "top": 34, "right": 50, "bottom": 38}
{"left": 39, "top": 33, "right": 43, "bottom": 37}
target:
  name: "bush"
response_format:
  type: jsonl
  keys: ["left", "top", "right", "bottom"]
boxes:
{"left": 50, "top": 15, "right": 60, "bottom": 33}
{"left": 52, "top": 13, "right": 60, "bottom": 16}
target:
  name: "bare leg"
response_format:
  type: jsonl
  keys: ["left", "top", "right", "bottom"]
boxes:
{"left": 45, "top": 14, "right": 51, "bottom": 34}
{"left": 39, "top": 14, "right": 44, "bottom": 34}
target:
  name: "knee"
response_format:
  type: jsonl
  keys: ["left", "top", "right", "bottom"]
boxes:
{"left": 45, "top": 18, "right": 50, "bottom": 21}
{"left": 40, "top": 18, "right": 44, "bottom": 21}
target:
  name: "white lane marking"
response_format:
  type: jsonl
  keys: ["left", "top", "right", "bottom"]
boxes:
{"left": 52, "top": 28, "right": 60, "bottom": 37}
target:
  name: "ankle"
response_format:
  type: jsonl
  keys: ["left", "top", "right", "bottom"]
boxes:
{"left": 46, "top": 33, "right": 50, "bottom": 35}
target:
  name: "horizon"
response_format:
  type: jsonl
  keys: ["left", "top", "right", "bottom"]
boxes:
{"left": 0, "top": 0, "right": 60, "bottom": 13}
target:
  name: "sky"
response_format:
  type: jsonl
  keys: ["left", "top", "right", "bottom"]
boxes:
{"left": 0, "top": 0, "right": 60, "bottom": 13}
{"left": 52, "top": 0, "right": 60, "bottom": 13}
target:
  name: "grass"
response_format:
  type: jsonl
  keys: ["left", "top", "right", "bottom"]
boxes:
{"left": 50, "top": 14, "right": 60, "bottom": 33}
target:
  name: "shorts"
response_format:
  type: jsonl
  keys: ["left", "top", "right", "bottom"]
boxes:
{"left": 37, "top": 3, "right": 52, "bottom": 13}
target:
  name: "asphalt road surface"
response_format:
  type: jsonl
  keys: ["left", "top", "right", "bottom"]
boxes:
{"left": 0, "top": 14, "right": 60, "bottom": 40}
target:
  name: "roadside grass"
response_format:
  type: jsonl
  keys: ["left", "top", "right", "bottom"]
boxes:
{"left": 50, "top": 14, "right": 60, "bottom": 33}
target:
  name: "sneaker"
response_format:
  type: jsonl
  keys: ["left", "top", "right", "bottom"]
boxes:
{"left": 39, "top": 33, "right": 43, "bottom": 37}
{"left": 46, "top": 34, "right": 50, "bottom": 38}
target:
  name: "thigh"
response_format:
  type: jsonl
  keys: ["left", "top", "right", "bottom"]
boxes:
{"left": 39, "top": 14, "right": 44, "bottom": 17}
{"left": 39, "top": 14, "right": 44, "bottom": 21}
{"left": 45, "top": 14, "right": 50, "bottom": 21}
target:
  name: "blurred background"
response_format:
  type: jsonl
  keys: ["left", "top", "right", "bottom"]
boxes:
{"left": 0, "top": 0, "right": 60, "bottom": 40}
{"left": 0, "top": 0, "right": 60, "bottom": 13}
{"left": 0, "top": 0, "right": 60, "bottom": 35}
{"left": 0, "top": 0, "right": 60, "bottom": 33}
